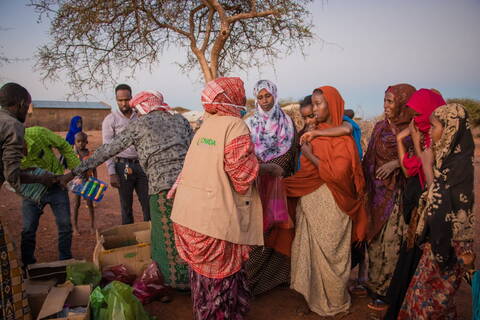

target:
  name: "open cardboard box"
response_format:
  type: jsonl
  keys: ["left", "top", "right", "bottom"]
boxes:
{"left": 27, "top": 259, "right": 85, "bottom": 283}
{"left": 93, "top": 221, "right": 152, "bottom": 276}
{"left": 25, "top": 278, "right": 58, "bottom": 319}
{"left": 36, "top": 282, "right": 91, "bottom": 320}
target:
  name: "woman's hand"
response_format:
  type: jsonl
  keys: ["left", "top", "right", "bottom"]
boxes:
{"left": 376, "top": 160, "right": 400, "bottom": 180}
{"left": 300, "top": 131, "right": 317, "bottom": 145}
{"left": 396, "top": 127, "right": 410, "bottom": 142}
{"left": 409, "top": 120, "right": 421, "bottom": 146}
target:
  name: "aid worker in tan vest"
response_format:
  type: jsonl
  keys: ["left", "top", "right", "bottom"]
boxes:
{"left": 169, "top": 77, "right": 263, "bottom": 319}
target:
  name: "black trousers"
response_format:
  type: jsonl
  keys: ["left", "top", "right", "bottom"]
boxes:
{"left": 114, "top": 160, "right": 151, "bottom": 224}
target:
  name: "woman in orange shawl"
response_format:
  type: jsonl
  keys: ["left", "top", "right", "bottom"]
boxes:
{"left": 283, "top": 86, "right": 367, "bottom": 317}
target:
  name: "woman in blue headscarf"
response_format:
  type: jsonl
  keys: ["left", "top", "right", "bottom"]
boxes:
{"left": 66, "top": 116, "right": 83, "bottom": 145}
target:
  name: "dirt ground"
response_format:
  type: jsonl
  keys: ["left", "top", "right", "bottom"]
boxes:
{"left": 1, "top": 130, "right": 478, "bottom": 319}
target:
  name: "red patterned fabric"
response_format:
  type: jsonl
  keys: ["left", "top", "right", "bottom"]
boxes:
{"left": 173, "top": 134, "right": 258, "bottom": 278}
{"left": 398, "top": 242, "right": 470, "bottom": 319}
{"left": 201, "top": 77, "right": 246, "bottom": 117}
{"left": 173, "top": 78, "right": 258, "bottom": 279}
{"left": 129, "top": 90, "right": 172, "bottom": 115}
{"left": 225, "top": 135, "right": 259, "bottom": 194}
{"left": 174, "top": 223, "right": 251, "bottom": 279}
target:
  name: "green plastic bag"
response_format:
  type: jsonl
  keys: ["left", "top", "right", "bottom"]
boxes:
{"left": 89, "top": 281, "right": 153, "bottom": 320}
{"left": 66, "top": 262, "right": 101, "bottom": 287}
{"left": 90, "top": 286, "right": 108, "bottom": 320}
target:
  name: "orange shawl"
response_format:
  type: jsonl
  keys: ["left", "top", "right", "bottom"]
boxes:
{"left": 267, "top": 86, "right": 368, "bottom": 256}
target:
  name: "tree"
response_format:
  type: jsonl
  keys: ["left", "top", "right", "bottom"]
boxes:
{"left": 447, "top": 98, "right": 480, "bottom": 127}
{"left": 31, "top": 0, "right": 314, "bottom": 93}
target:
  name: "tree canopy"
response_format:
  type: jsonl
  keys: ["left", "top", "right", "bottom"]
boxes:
{"left": 31, "top": 0, "right": 314, "bottom": 93}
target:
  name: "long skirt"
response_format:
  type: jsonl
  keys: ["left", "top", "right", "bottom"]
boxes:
{"left": 150, "top": 191, "right": 189, "bottom": 289}
{"left": 398, "top": 242, "right": 466, "bottom": 319}
{"left": 291, "top": 185, "right": 352, "bottom": 316}
{"left": 190, "top": 267, "right": 250, "bottom": 320}
{"left": 245, "top": 246, "right": 290, "bottom": 296}
{"left": 0, "top": 217, "right": 31, "bottom": 320}
{"left": 384, "top": 242, "right": 422, "bottom": 319}
{"left": 366, "top": 199, "right": 406, "bottom": 297}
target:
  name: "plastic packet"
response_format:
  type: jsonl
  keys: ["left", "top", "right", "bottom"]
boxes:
{"left": 102, "top": 264, "right": 136, "bottom": 286}
{"left": 132, "top": 261, "right": 168, "bottom": 304}
{"left": 89, "top": 281, "right": 153, "bottom": 320}
{"left": 257, "top": 174, "right": 289, "bottom": 232}
{"left": 69, "top": 176, "right": 108, "bottom": 202}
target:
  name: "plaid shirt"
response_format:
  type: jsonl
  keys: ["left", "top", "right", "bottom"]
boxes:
{"left": 21, "top": 126, "right": 80, "bottom": 174}
{"left": 173, "top": 133, "right": 258, "bottom": 278}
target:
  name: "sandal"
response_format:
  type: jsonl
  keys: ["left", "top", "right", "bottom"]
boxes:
{"left": 367, "top": 299, "right": 388, "bottom": 320}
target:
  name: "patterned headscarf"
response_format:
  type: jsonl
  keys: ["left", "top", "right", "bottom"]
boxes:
{"left": 246, "top": 80, "right": 294, "bottom": 162}
{"left": 129, "top": 90, "right": 172, "bottom": 115}
{"left": 385, "top": 83, "right": 417, "bottom": 130}
{"left": 406, "top": 89, "right": 446, "bottom": 147}
{"left": 201, "top": 77, "right": 246, "bottom": 118}
{"left": 418, "top": 104, "right": 474, "bottom": 271}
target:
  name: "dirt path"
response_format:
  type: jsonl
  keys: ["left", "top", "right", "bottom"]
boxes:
{"left": 0, "top": 130, "right": 476, "bottom": 319}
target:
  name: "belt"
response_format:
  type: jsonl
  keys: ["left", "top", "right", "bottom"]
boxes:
{"left": 115, "top": 157, "right": 139, "bottom": 164}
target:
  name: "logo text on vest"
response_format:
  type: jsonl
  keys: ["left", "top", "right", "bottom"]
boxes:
{"left": 197, "top": 137, "right": 216, "bottom": 146}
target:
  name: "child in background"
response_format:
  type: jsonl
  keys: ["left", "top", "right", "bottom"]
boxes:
{"left": 72, "top": 132, "right": 96, "bottom": 235}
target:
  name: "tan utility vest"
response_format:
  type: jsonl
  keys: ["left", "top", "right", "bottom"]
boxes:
{"left": 171, "top": 115, "right": 263, "bottom": 246}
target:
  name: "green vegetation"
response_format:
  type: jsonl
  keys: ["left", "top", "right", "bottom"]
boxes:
{"left": 447, "top": 98, "right": 480, "bottom": 127}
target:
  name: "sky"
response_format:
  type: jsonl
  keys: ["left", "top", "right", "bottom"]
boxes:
{"left": 1, "top": 0, "right": 479, "bottom": 118}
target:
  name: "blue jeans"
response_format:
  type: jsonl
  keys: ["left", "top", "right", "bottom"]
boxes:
{"left": 21, "top": 184, "right": 73, "bottom": 266}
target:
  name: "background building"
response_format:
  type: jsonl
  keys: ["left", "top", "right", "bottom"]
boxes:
{"left": 26, "top": 100, "right": 111, "bottom": 131}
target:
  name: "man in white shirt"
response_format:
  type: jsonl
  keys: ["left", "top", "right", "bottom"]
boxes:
{"left": 102, "top": 84, "right": 150, "bottom": 224}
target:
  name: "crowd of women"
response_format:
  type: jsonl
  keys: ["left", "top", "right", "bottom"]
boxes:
{"left": 1, "top": 76, "right": 475, "bottom": 320}
{"left": 65, "top": 77, "right": 475, "bottom": 319}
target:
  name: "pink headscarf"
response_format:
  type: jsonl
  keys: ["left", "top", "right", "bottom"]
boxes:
{"left": 129, "top": 90, "right": 172, "bottom": 115}
{"left": 406, "top": 88, "right": 446, "bottom": 147}
{"left": 201, "top": 77, "right": 246, "bottom": 117}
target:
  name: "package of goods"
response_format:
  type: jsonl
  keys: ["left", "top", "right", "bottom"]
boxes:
{"left": 132, "top": 261, "right": 168, "bottom": 304}
{"left": 69, "top": 177, "right": 108, "bottom": 202}
{"left": 35, "top": 281, "right": 91, "bottom": 320}
{"left": 19, "top": 168, "right": 51, "bottom": 202}
{"left": 101, "top": 264, "right": 136, "bottom": 286}
{"left": 90, "top": 281, "right": 152, "bottom": 320}
{"left": 257, "top": 174, "right": 289, "bottom": 232}
{"left": 93, "top": 221, "right": 152, "bottom": 277}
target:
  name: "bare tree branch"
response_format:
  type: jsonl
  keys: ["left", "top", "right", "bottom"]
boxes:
{"left": 30, "top": 0, "right": 314, "bottom": 94}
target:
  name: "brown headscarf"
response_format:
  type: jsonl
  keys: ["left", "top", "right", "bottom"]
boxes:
{"left": 362, "top": 84, "right": 416, "bottom": 240}
{"left": 385, "top": 84, "right": 417, "bottom": 131}
{"left": 284, "top": 86, "right": 368, "bottom": 242}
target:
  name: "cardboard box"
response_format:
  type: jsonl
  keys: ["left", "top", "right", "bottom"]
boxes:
{"left": 36, "top": 282, "right": 91, "bottom": 320}
{"left": 25, "top": 279, "right": 58, "bottom": 319}
{"left": 27, "top": 259, "right": 85, "bottom": 283}
{"left": 93, "top": 221, "right": 152, "bottom": 276}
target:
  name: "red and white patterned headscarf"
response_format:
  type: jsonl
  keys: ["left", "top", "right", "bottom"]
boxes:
{"left": 129, "top": 90, "right": 172, "bottom": 115}
{"left": 201, "top": 77, "right": 246, "bottom": 117}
